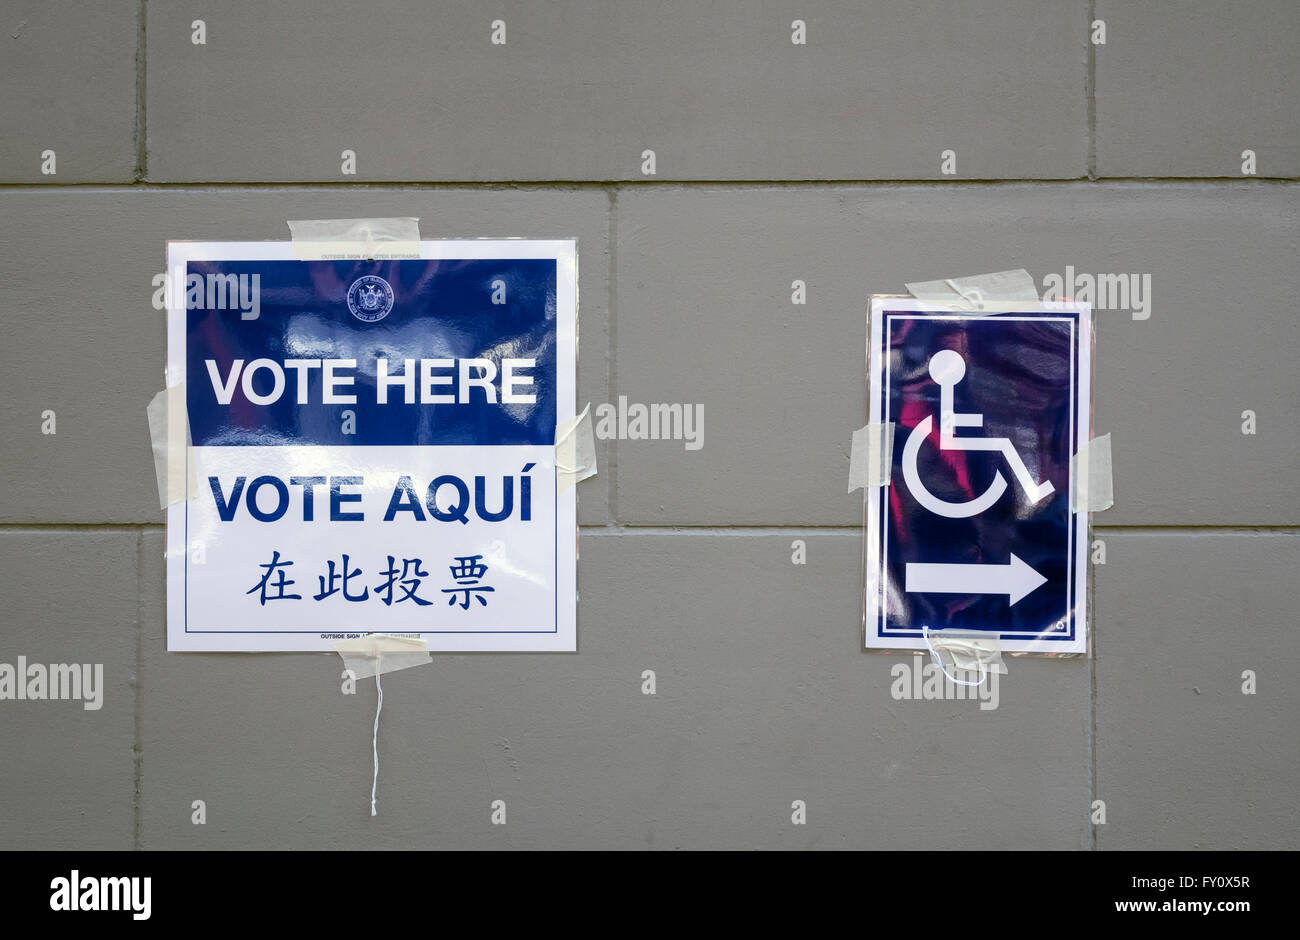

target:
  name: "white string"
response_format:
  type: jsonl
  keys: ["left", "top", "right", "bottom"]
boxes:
{"left": 922, "top": 625, "right": 988, "bottom": 688}
{"left": 370, "top": 670, "right": 383, "bottom": 817}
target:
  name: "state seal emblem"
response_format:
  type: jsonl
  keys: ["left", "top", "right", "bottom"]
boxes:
{"left": 346, "top": 275, "right": 394, "bottom": 322}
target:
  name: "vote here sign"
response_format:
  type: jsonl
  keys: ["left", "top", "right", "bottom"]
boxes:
{"left": 864, "top": 299, "right": 1092, "bottom": 655}
{"left": 164, "top": 239, "right": 577, "bottom": 652}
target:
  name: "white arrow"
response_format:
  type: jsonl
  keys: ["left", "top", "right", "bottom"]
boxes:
{"left": 905, "top": 553, "right": 1048, "bottom": 606}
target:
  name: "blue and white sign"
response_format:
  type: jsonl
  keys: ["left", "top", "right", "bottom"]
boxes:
{"left": 864, "top": 299, "right": 1092, "bottom": 654}
{"left": 165, "top": 239, "right": 578, "bottom": 651}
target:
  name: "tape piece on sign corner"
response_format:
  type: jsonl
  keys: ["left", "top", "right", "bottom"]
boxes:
{"left": 287, "top": 217, "right": 421, "bottom": 261}
{"left": 146, "top": 384, "right": 198, "bottom": 509}
{"left": 1070, "top": 432, "right": 1114, "bottom": 513}
{"left": 555, "top": 403, "right": 597, "bottom": 496}
{"left": 847, "top": 423, "right": 895, "bottom": 493}
{"left": 333, "top": 633, "right": 432, "bottom": 680}
{"left": 905, "top": 269, "right": 1039, "bottom": 311}
{"left": 923, "top": 627, "right": 1008, "bottom": 685}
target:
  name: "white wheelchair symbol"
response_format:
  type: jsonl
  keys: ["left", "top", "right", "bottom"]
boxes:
{"left": 902, "top": 349, "right": 1055, "bottom": 519}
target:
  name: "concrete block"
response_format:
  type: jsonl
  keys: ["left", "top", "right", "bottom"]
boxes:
{"left": 1094, "top": 532, "right": 1300, "bottom": 849}
{"left": 0, "top": 1, "right": 137, "bottom": 183}
{"left": 0, "top": 188, "right": 612, "bottom": 525}
{"left": 614, "top": 183, "right": 1299, "bottom": 525}
{"left": 146, "top": 0, "right": 1087, "bottom": 182}
{"left": 0, "top": 530, "right": 138, "bottom": 849}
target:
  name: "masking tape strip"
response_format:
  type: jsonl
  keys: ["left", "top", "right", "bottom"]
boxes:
{"left": 333, "top": 634, "right": 432, "bottom": 680}
{"left": 147, "top": 384, "right": 197, "bottom": 510}
{"left": 556, "top": 402, "right": 597, "bottom": 496}
{"left": 905, "top": 269, "right": 1039, "bottom": 311}
{"left": 287, "top": 217, "right": 421, "bottom": 261}
{"left": 923, "top": 626, "right": 1008, "bottom": 681}
{"left": 848, "top": 422, "right": 895, "bottom": 493}
{"left": 1070, "top": 432, "right": 1114, "bottom": 513}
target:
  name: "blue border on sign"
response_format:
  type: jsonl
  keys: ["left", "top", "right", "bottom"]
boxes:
{"left": 182, "top": 253, "right": 564, "bottom": 638}
{"left": 874, "top": 311, "right": 1081, "bottom": 643}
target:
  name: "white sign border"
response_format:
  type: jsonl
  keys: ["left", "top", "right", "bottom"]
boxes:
{"left": 164, "top": 239, "right": 578, "bottom": 653}
{"left": 864, "top": 298, "right": 1092, "bottom": 656}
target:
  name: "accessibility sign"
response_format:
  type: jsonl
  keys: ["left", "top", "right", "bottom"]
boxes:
{"left": 863, "top": 299, "right": 1092, "bottom": 654}
{"left": 164, "top": 239, "right": 578, "bottom": 652}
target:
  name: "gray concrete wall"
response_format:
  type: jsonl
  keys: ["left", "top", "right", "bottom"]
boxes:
{"left": 0, "top": 0, "right": 1295, "bottom": 850}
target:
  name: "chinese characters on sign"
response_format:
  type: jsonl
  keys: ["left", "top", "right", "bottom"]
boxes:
{"left": 245, "top": 552, "right": 494, "bottom": 610}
